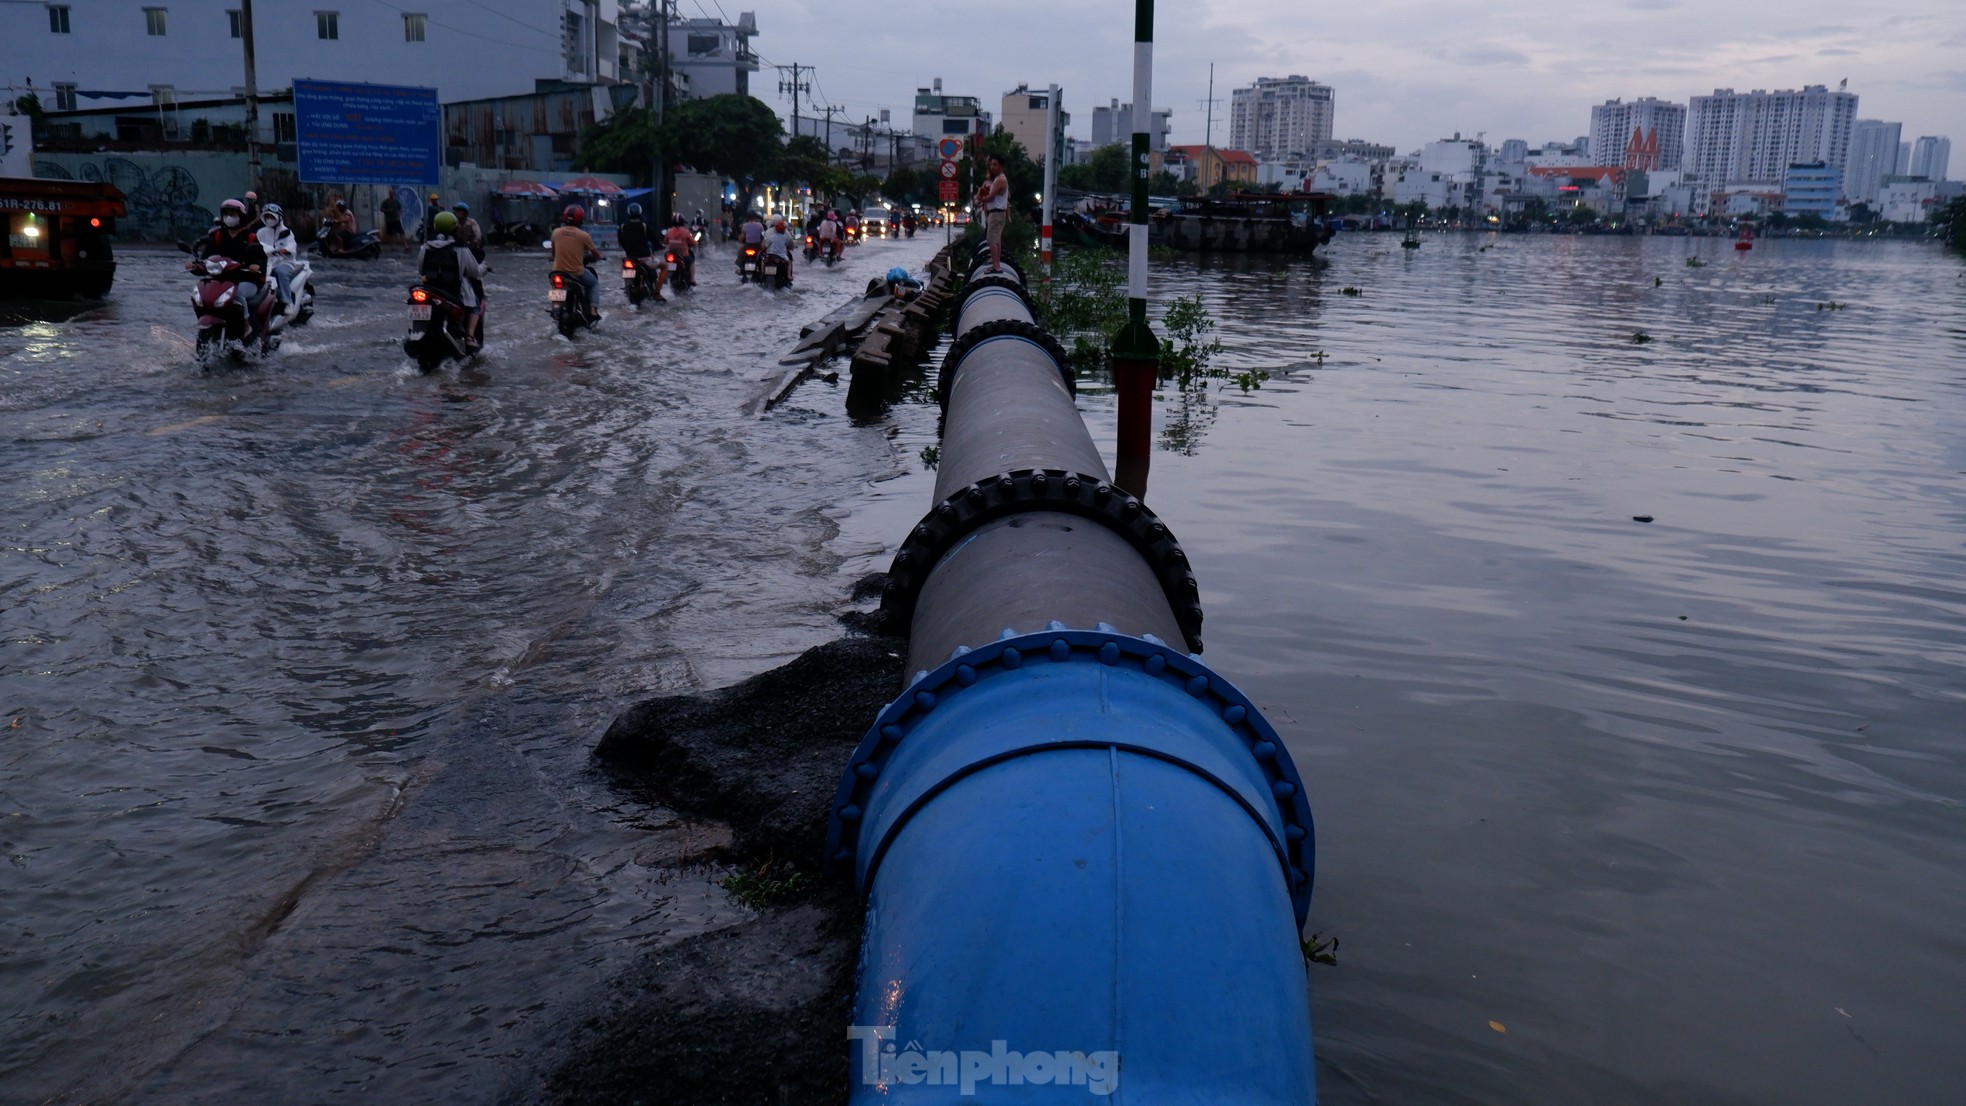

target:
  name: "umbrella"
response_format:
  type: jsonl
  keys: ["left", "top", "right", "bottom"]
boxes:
{"left": 497, "top": 179, "right": 560, "bottom": 198}
{"left": 558, "top": 175, "right": 625, "bottom": 195}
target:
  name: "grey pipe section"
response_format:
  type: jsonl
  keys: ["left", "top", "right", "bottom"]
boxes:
{"left": 934, "top": 340, "right": 1106, "bottom": 500}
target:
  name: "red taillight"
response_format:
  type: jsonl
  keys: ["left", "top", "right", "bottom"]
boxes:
{"left": 551, "top": 272, "right": 566, "bottom": 288}
{"left": 744, "top": 246, "right": 758, "bottom": 257}
{"left": 90, "top": 217, "right": 102, "bottom": 228}
{"left": 410, "top": 288, "right": 429, "bottom": 303}
{"left": 666, "top": 251, "right": 677, "bottom": 263}
{"left": 622, "top": 259, "right": 635, "bottom": 272}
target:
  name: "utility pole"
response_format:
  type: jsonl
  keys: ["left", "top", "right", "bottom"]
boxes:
{"left": 656, "top": 0, "right": 675, "bottom": 226}
{"left": 1199, "top": 62, "right": 1220, "bottom": 153}
{"left": 241, "top": 0, "right": 260, "bottom": 193}
{"left": 777, "top": 63, "right": 811, "bottom": 140}
{"left": 1110, "top": 0, "right": 1159, "bottom": 496}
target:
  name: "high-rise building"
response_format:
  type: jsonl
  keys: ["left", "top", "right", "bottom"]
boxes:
{"left": 1684, "top": 85, "right": 1858, "bottom": 182}
{"left": 1908, "top": 136, "right": 1952, "bottom": 181}
{"left": 1847, "top": 120, "right": 1903, "bottom": 203}
{"left": 1227, "top": 76, "right": 1334, "bottom": 161}
{"left": 999, "top": 84, "right": 1068, "bottom": 163}
{"left": 1090, "top": 100, "right": 1171, "bottom": 151}
{"left": 1588, "top": 97, "right": 1685, "bottom": 171}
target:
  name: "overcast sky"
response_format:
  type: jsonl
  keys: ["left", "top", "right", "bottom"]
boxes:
{"left": 737, "top": 0, "right": 1962, "bottom": 157}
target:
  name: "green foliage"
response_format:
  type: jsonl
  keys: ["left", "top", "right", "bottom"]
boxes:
{"left": 718, "top": 859, "right": 810, "bottom": 908}
{"left": 1941, "top": 194, "right": 1966, "bottom": 252}
{"left": 575, "top": 107, "right": 660, "bottom": 179}
{"left": 1157, "top": 293, "right": 1224, "bottom": 381}
{"left": 1301, "top": 932, "right": 1340, "bottom": 967}
{"left": 659, "top": 94, "right": 784, "bottom": 214}
{"left": 1059, "top": 143, "right": 1130, "bottom": 194}
{"left": 776, "top": 134, "right": 834, "bottom": 190}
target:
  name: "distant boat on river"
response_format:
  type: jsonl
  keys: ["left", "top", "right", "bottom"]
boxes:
{"left": 1058, "top": 191, "right": 1336, "bottom": 254}
{"left": 1736, "top": 222, "right": 1755, "bottom": 250}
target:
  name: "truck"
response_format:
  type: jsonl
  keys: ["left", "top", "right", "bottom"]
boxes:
{"left": 1, "top": 178, "right": 128, "bottom": 299}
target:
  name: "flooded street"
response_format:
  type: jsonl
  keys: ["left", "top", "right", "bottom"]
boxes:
{"left": 5, "top": 228, "right": 1965, "bottom": 1106}
{"left": 1, "top": 233, "right": 946, "bottom": 1103}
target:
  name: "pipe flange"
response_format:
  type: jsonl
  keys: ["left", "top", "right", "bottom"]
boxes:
{"left": 965, "top": 254, "right": 1028, "bottom": 286}
{"left": 949, "top": 274, "right": 1035, "bottom": 336}
{"left": 880, "top": 468, "right": 1202, "bottom": 652}
{"left": 939, "top": 320, "right": 1075, "bottom": 408}
{"left": 824, "top": 624, "right": 1316, "bottom": 926}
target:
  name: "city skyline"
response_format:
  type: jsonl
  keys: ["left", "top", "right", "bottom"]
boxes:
{"left": 759, "top": 0, "right": 1958, "bottom": 163}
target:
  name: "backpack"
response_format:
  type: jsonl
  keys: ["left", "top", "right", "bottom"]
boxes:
{"left": 421, "top": 243, "right": 462, "bottom": 294}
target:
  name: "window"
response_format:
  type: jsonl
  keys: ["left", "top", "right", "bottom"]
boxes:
{"left": 54, "top": 83, "right": 77, "bottom": 111}
{"left": 273, "top": 112, "right": 295, "bottom": 143}
{"left": 144, "top": 7, "right": 166, "bottom": 35}
{"left": 48, "top": 5, "right": 71, "bottom": 33}
{"left": 316, "top": 10, "right": 338, "bottom": 39}
{"left": 403, "top": 13, "right": 425, "bottom": 41}
{"left": 687, "top": 33, "right": 720, "bottom": 57}
{"left": 227, "top": 9, "right": 241, "bottom": 37}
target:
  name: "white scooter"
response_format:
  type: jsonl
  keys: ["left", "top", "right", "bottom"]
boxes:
{"left": 267, "top": 249, "right": 315, "bottom": 327}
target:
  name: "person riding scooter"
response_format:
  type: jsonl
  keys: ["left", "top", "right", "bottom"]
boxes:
{"left": 417, "top": 211, "right": 486, "bottom": 351}
{"left": 254, "top": 203, "right": 301, "bottom": 308}
{"left": 550, "top": 204, "right": 603, "bottom": 322}
{"left": 663, "top": 214, "right": 697, "bottom": 288}
{"left": 616, "top": 204, "right": 665, "bottom": 301}
{"left": 194, "top": 197, "right": 271, "bottom": 339}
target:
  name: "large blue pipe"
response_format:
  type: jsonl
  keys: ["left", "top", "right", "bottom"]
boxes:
{"left": 830, "top": 259, "right": 1316, "bottom": 1102}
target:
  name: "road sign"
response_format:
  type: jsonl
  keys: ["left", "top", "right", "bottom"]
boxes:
{"left": 938, "top": 180, "right": 961, "bottom": 203}
{"left": 938, "top": 159, "right": 959, "bottom": 180}
{"left": 938, "top": 137, "right": 963, "bottom": 160}
{"left": 292, "top": 79, "right": 441, "bottom": 186}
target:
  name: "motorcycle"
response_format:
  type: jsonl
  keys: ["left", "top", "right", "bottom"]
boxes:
{"left": 819, "top": 237, "right": 841, "bottom": 267}
{"left": 622, "top": 256, "right": 661, "bottom": 307}
{"left": 188, "top": 254, "right": 284, "bottom": 366}
{"left": 844, "top": 224, "right": 861, "bottom": 247}
{"left": 488, "top": 220, "right": 544, "bottom": 248}
{"left": 549, "top": 268, "right": 598, "bottom": 338}
{"left": 266, "top": 252, "right": 315, "bottom": 328}
{"left": 903, "top": 217, "right": 917, "bottom": 239}
{"left": 665, "top": 248, "right": 695, "bottom": 292}
{"left": 312, "top": 221, "right": 382, "bottom": 261}
{"left": 737, "top": 244, "right": 763, "bottom": 283}
{"left": 803, "top": 234, "right": 818, "bottom": 263}
{"left": 758, "top": 252, "right": 791, "bottom": 290}
{"left": 402, "top": 283, "right": 479, "bottom": 371}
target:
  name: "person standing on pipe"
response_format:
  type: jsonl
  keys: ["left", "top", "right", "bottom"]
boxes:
{"left": 976, "top": 155, "right": 1010, "bottom": 273}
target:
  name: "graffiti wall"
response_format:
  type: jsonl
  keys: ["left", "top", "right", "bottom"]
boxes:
{"left": 32, "top": 151, "right": 257, "bottom": 242}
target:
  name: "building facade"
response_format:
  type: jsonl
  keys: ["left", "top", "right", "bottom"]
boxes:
{"left": 1782, "top": 161, "right": 1841, "bottom": 218}
{"left": 913, "top": 79, "right": 990, "bottom": 141}
{"left": 5, "top": 0, "right": 624, "bottom": 114}
{"left": 1090, "top": 100, "right": 1170, "bottom": 152}
{"left": 1588, "top": 97, "right": 1685, "bottom": 172}
{"left": 1847, "top": 120, "right": 1903, "bottom": 204}
{"left": 665, "top": 13, "right": 758, "bottom": 100}
{"left": 1908, "top": 136, "right": 1951, "bottom": 181}
{"left": 1227, "top": 76, "right": 1333, "bottom": 161}
{"left": 1684, "top": 85, "right": 1858, "bottom": 184}
{"left": 999, "top": 85, "right": 1068, "bottom": 164}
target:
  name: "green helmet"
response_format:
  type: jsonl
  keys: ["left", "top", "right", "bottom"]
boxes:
{"left": 433, "top": 211, "right": 459, "bottom": 234}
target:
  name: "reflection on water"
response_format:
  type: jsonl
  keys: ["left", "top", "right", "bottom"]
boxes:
{"left": 0, "top": 239, "right": 943, "bottom": 1103}
{"left": 1062, "top": 233, "right": 1966, "bottom": 1106}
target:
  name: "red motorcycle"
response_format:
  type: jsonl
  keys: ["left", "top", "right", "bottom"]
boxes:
{"left": 188, "top": 254, "right": 282, "bottom": 366}
{"left": 737, "top": 244, "right": 763, "bottom": 284}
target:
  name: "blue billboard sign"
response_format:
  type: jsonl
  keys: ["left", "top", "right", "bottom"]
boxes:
{"left": 292, "top": 79, "right": 440, "bottom": 186}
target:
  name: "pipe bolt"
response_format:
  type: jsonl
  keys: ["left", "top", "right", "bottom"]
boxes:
{"left": 1223, "top": 704, "right": 1248, "bottom": 725}
{"left": 838, "top": 804, "right": 862, "bottom": 823}
{"left": 1186, "top": 675, "right": 1211, "bottom": 697}
{"left": 1144, "top": 654, "right": 1166, "bottom": 675}
{"left": 1098, "top": 642, "right": 1121, "bottom": 665}
{"left": 880, "top": 724, "right": 903, "bottom": 744}
{"left": 1001, "top": 647, "right": 1023, "bottom": 668}
{"left": 1272, "top": 780, "right": 1297, "bottom": 798}
{"left": 856, "top": 761, "right": 881, "bottom": 780}
{"left": 955, "top": 664, "right": 978, "bottom": 686}
{"left": 914, "top": 690, "right": 938, "bottom": 712}
{"left": 1253, "top": 740, "right": 1277, "bottom": 760}
{"left": 1049, "top": 638, "right": 1072, "bottom": 662}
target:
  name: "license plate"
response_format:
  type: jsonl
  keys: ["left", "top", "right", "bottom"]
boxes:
{"left": 408, "top": 304, "right": 432, "bottom": 320}
{"left": 548, "top": 289, "right": 567, "bottom": 302}
{"left": 666, "top": 262, "right": 678, "bottom": 271}
{"left": 743, "top": 263, "right": 756, "bottom": 272}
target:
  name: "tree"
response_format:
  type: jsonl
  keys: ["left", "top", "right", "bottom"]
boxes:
{"left": 980, "top": 127, "right": 1041, "bottom": 215}
{"left": 777, "top": 134, "right": 850, "bottom": 203}
{"left": 576, "top": 107, "right": 659, "bottom": 181}
{"left": 658, "top": 94, "right": 785, "bottom": 215}
{"left": 884, "top": 165, "right": 927, "bottom": 206}
{"left": 1059, "top": 143, "right": 1129, "bottom": 194}
{"left": 1937, "top": 194, "right": 1966, "bottom": 252}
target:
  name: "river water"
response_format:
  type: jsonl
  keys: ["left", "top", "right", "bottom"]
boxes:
{"left": 5, "top": 230, "right": 1963, "bottom": 1105}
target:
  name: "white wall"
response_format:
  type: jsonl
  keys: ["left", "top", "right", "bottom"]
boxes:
{"left": 5, "top": 1, "right": 618, "bottom": 112}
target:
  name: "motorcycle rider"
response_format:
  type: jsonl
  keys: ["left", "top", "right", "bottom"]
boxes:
{"left": 663, "top": 213, "right": 697, "bottom": 288}
{"left": 737, "top": 210, "right": 766, "bottom": 249}
{"left": 815, "top": 209, "right": 842, "bottom": 260}
{"left": 762, "top": 216, "right": 795, "bottom": 284}
{"left": 450, "top": 202, "right": 485, "bottom": 262}
{"left": 326, "top": 199, "right": 358, "bottom": 254}
{"left": 417, "top": 210, "right": 485, "bottom": 352}
{"left": 193, "top": 197, "right": 270, "bottom": 339}
{"left": 254, "top": 202, "right": 301, "bottom": 308}
{"left": 617, "top": 203, "right": 665, "bottom": 301}
{"left": 550, "top": 204, "right": 603, "bottom": 322}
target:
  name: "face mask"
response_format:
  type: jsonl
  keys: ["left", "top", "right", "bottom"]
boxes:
{"left": 222, "top": 215, "right": 241, "bottom": 228}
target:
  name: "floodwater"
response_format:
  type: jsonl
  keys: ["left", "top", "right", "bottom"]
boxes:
{"left": 0, "top": 232, "right": 947, "bottom": 1104}
{"left": 5, "top": 228, "right": 1964, "bottom": 1106}
{"left": 1077, "top": 233, "right": 1965, "bottom": 1106}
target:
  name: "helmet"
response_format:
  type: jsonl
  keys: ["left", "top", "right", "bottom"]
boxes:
{"left": 562, "top": 204, "right": 586, "bottom": 225}
{"left": 673, "top": 214, "right": 686, "bottom": 227}
{"left": 433, "top": 211, "right": 459, "bottom": 234}
{"left": 221, "top": 198, "right": 247, "bottom": 215}
{"left": 451, "top": 202, "right": 468, "bottom": 214}
{"left": 244, "top": 191, "right": 258, "bottom": 203}
{"left": 335, "top": 200, "right": 349, "bottom": 210}
{"left": 627, "top": 203, "right": 643, "bottom": 218}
